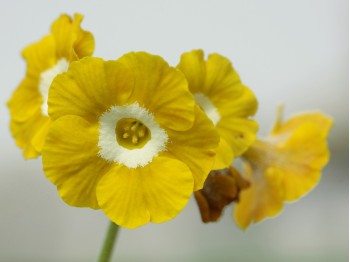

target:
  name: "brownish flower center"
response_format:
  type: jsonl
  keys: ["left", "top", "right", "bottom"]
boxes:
{"left": 115, "top": 118, "right": 151, "bottom": 149}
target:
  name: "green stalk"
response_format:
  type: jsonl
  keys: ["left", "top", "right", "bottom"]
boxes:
{"left": 98, "top": 221, "right": 120, "bottom": 262}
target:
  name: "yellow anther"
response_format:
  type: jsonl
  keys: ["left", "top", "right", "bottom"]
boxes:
{"left": 132, "top": 135, "right": 139, "bottom": 144}
{"left": 131, "top": 122, "right": 139, "bottom": 131}
{"left": 138, "top": 128, "right": 145, "bottom": 138}
{"left": 122, "top": 133, "right": 130, "bottom": 139}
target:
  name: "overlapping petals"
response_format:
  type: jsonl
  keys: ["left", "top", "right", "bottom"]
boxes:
{"left": 8, "top": 14, "right": 94, "bottom": 158}
{"left": 42, "top": 52, "right": 219, "bottom": 228}
{"left": 234, "top": 110, "right": 333, "bottom": 229}
{"left": 177, "top": 49, "right": 258, "bottom": 168}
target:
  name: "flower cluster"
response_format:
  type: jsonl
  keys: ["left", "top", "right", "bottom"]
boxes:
{"left": 8, "top": 14, "right": 332, "bottom": 229}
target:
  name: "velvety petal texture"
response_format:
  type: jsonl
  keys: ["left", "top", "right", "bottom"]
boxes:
{"left": 8, "top": 13, "right": 94, "bottom": 158}
{"left": 177, "top": 50, "right": 258, "bottom": 168}
{"left": 43, "top": 53, "right": 219, "bottom": 228}
{"left": 234, "top": 111, "right": 333, "bottom": 229}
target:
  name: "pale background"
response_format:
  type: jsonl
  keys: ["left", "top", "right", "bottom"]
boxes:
{"left": 0, "top": 0, "right": 348, "bottom": 261}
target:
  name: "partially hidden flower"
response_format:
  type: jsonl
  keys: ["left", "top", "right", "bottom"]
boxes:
{"left": 234, "top": 108, "right": 333, "bottom": 229}
{"left": 7, "top": 14, "right": 94, "bottom": 158}
{"left": 177, "top": 49, "right": 259, "bottom": 169}
{"left": 42, "top": 52, "right": 220, "bottom": 229}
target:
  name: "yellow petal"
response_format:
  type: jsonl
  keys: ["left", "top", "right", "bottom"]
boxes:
{"left": 51, "top": 14, "right": 76, "bottom": 59}
{"left": 204, "top": 53, "right": 241, "bottom": 97}
{"left": 217, "top": 118, "right": 259, "bottom": 157}
{"left": 9, "top": 102, "right": 50, "bottom": 159}
{"left": 48, "top": 57, "right": 135, "bottom": 122}
{"left": 42, "top": 115, "right": 110, "bottom": 209}
{"left": 163, "top": 106, "right": 219, "bottom": 190}
{"left": 218, "top": 84, "right": 258, "bottom": 118}
{"left": 277, "top": 122, "right": 332, "bottom": 201}
{"left": 117, "top": 52, "right": 195, "bottom": 131}
{"left": 22, "top": 35, "right": 56, "bottom": 78}
{"left": 96, "top": 157, "right": 194, "bottom": 229}
{"left": 7, "top": 77, "right": 42, "bottom": 122}
{"left": 234, "top": 164, "right": 284, "bottom": 229}
{"left": 31, "top": 117, "right": 51, "bottom": 152}
{"left": 71, "top": 14, "right": 95, "bottom": 59}
{"left": 272, "top": 112, "right": 333, "bottom": 138}
{"left": 212, "top": 138, "right": 234, "bottom": 170}
{"left": 177, "top": 49, "right": 206, "bottom": 93}
{"left": 10, "top": 119, "right": 40, "bottom": 159}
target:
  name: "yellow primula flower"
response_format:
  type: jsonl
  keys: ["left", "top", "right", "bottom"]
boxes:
{"left": 42, "top": 52, "right": 219, "bottom": 229}
{"left": 234, "top": 108, "right": 333, "bottom": 229}
{"left": 7, "top": 14, "right": 94, "bottom": 158}
{"left": 177, "top": 49, "right": 259, "bottom": 168}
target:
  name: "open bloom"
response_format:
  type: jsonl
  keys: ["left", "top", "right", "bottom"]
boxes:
{"left": 42, "top": 52, "right": 219, "bottom": 228}
{"left": 7, "top": 14, "right": 94, "bottom": 158}
{"left": 177, "top": 50, "right": 258, "bottom": 168}
{"left": 234, "top": 108, "right": 333, "bottom": 229}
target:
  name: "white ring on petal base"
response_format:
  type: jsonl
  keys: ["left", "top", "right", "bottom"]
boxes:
{"left": 98, "top": 102, "right": 169, "bottom": 168}
{"left": 194, "top": 93, "right": 221, "bottom": 126}
{"left": 39, "top": 58, "right": 69, "bottom": 116}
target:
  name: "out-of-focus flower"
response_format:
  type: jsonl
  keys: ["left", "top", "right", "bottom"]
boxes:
{"left": 234, "top": 109, "right": 333, "bottom": 229}
{"left": 42, "top": 52, "right": 220, "bottom": 229}
{"left": 194, "top": 167, "right": 249, "bottom": 223}
{"left": 8, "top": 14, "right": 94, "bottom": 158}
{"left": 177, "top": 49, "right": 258, "bottom": 169}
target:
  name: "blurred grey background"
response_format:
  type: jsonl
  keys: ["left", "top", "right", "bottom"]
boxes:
{"left": 0, "top": 0, "right": 348, "bottom": 261}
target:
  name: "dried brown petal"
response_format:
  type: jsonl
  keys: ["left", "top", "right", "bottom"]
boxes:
{"left": 194, "top": 167, "right": 250, "bottom": 223}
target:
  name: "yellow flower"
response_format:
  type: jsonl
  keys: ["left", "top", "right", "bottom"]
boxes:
{"left": 42, "top": 52, "right": 219, "bottom": 229}
{"left": 177, "top": 49, "right": 258, "bottom": 168}
{"left": 7, "top": 14, "right": 94, "bottom": 158}
{"left": 234, "top": 108, "right": 333, "bottom": 229}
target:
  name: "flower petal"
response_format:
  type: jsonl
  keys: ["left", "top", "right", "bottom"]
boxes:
{"left": 7, "top": 77, "right": 42, "bottom": 122}
{"left": 213, "top": 138, "right": 234, "bottom": 170}
{"left": 217, "top": 118, "right": 259, "bottom": 157}
{"left": 10, "top": 117, "right": 41, "bottom": 159}
{"left": 272, "top": 112, "right": 333, "bottom": 138}
{"left": 277, "top": 122, "right": 332, "bottom": 201}
{"left": 71, "top": 14, "right": 95, "bottom": 59}
{"left": 234, "top": 164, "right": 284, "bottom": 229}
{"left": 177, "top": 49, "right": 206, "bottom": 93}
{"left": 163, "top": 106, "right": 219, "bottom": 190}
{"left": 42, "top": 115, "right": 110, "bottom": 209}
{"left": 97, "top": 157, "right": 194, "bottom": 229}
{"left": 22, "top": 35, "right": 56, "bottom": 79}
{"left": 117, "top": 52, "right": 195, "bottom": 131}
{"left": 218, "top": 84, "right": 258, "bottom": 118}
{"left": 49, "top": 58, "right": 134, "bottom": 122}
{"left": 204, "top": 53, "right": 241, "bottom": 97}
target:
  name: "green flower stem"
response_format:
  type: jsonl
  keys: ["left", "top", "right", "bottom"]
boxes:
{"left": 98, "top": 221, "right": 120, "bottom": 262}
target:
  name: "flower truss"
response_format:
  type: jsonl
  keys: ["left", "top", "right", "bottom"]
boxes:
{"left": 177, "top": 49, "right": 259, "bottom": 169}
{"left": 7, "top": 14, "right": 94, "bottom": 158}
{"left": 8, "top": 13, "right": 333, "bottom": 234}
{"left": 42, "top": 52, "right": 220, "bottom": 229}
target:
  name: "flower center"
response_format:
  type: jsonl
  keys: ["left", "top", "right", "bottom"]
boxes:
{"left": 39, "top": 58, "right": 69, "bottom": 116}
{"left": 115, "top": 118, "right": 151, "bottom": 149}
{"left": 194, "top": 93, "right": 221, "bottom": 126}
{"left": 98, "top": 103, "right": 169, "bottom": 168}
